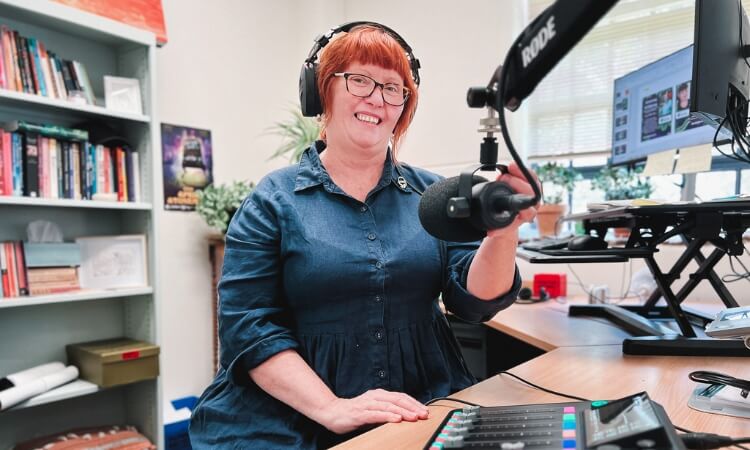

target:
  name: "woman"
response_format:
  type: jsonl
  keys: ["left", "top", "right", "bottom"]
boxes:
{"left": 190, "top": 24, "right": 537, "bottom": 449}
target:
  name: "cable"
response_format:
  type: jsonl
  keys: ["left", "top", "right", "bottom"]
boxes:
{"left": 681, "top": 433, "right": 750, "bottom": 449}
{"left": 425, "top": 396, "right": 482, "bottom": 407}
{"left": 497, "top": 371, "right": 589, "bottom": 402}
{"left": 688, "top": 370, "right": 750, "bottom": 394}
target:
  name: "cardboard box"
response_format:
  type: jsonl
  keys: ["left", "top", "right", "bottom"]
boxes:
{"left": 66, "top": 338, "right": 159, "bottom": 388}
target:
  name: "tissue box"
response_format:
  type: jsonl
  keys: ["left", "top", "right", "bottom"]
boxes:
{"left": 66, "top": 338, "right": 159, "bottom": 387}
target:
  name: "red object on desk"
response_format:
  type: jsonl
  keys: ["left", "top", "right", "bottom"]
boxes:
{"left": 534, "top": 273, "right": 567, "bottom": 298}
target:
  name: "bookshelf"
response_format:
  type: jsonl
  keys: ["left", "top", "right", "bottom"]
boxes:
{"left": 0, "top": 0, "right": 162, "bottom": 447}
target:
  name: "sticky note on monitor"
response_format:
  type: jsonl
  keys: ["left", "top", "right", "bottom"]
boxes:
{"left": 643, "top": 149, "right": 676, "bottom": 176}
{"left": 675, "top": 145, "right": 712, "bottom": 174}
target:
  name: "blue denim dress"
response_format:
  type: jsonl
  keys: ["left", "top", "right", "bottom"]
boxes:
{"left": 189, "top": 142, "right": 521, "bottom": 449}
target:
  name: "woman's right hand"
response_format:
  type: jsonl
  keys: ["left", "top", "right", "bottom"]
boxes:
{"left": 317, "top": 388, "right": 430, "bottom": 434}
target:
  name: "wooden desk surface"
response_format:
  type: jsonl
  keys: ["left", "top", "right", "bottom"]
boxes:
{"left": 334, "top": 345, "right": 750, "bottom": 450}
{"left": 483, "top": 299, "right": 633, "bottom": 351}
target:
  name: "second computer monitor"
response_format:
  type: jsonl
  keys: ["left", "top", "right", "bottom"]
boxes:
{"left": 611, "top": 45, "right": 717, "bottom": 166}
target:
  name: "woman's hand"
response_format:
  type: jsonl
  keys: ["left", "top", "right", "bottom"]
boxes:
{"left": 317, "top": 388, "right": 429, "bottom": 434}
{"left": 486, "top": 162, "right": 541, "bottom": 238}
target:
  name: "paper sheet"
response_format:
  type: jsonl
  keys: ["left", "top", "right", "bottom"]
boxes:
{"left": 643, "top": 150, "right": 676, "bottom": 176}
{"left": 675, "top": 145, "right": 712, "bottom": 174}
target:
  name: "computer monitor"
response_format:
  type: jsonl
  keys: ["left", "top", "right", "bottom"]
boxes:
{"left": 611, "top": 45, "right": 720, "bottom": 166}
{"left": 691, "top": 0, "right": 750, "bottom": 148}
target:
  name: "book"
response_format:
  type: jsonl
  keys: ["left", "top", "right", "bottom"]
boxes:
{"left": 0, "top": 244, "right": 8, "bottom": 297}
{"left": 49, "top": 138, "right": 59, "bottom": 199}
{"left": 1, "top": 131, "right": 10, "bottom": 195}
{"left": 2, "top": 121, "right": 89, "bottom": 142}
{"left": 22, "top": 133, "right": 39, "bottom": 197}
{"left": 11, "top": 133, "right": 23, "bottom": 196}
{"left": 28, "top": 38, "right": 46, "bottom": 97}
{"left": 27, "top": 267, "right": 78, "bottom": 283}
{"left": 0, "top": 131, "right": 5, "bottom": 196}
{"left": 14, "top": 242, "right": 28, "bottom": 296}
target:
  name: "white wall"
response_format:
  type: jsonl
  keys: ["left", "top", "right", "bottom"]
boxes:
{"left": 155, "top": 0, "right": 523, "bottom": 407}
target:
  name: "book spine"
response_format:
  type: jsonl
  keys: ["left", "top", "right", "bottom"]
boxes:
{"left": 0, "top": 244, "right": 8, "bottom": 297}
{"left": 50, "top": 54, "right": 67, "bottom": 99}
{"left": 61, "top": 141, "right": 70, "bottom": 199}
{"left": 125, "top": 147, "right": 134, "bottom": 202}
{"left": 29, "top": 283, "right": 79, "bottom": 296}
{"left": 109, "top": 147, "right": 117, "bottom": 195}
{"left": 0, "top": 131, "right": 5, "bottom": 196}
{"left": 14, "top": 242, "right": 28, "bottom": 296}
{"left": 60, "top": 59, "right": 74, "bottom": 94}
{"left": 131, "top": 151, "right": 141, "bottom": 203}
{"left": 5, "top": 242, "right": 17, "bottom": 297}
{"left": 66, "top": 60, "right": 82, "bottom": 92}
{"left": 0, "top": 28, "right": 6, "bottom": 90}
{"left": 72, "top": 142, "right": 81, "bottom": 200}
{"left": 2, "top": 132, "right": 10, "bottom": 195}
{"left": 11, "top": 133, "right": 23, "bottom": 196}
{"left": 27, "top": 267, "right": 78, "bottom": 283}
{"left": 49, "top": 138, "right": 58, "bottom": 199}
{"left": 37, "top": 41, "right": 56, "bottom": 99}
{"left": 20, "top": 37, "right": 37, "bottom": 95}
{"left": 22, "top": 134, "right": 39, "bottom": 197}
{"left": 1, "top": 28, "right": 17, "bottom": 91}
{"left": 29, "top": 38, "right": 46, "bottom": 97}
{"left": 8, "top": 30, "right": 22, "bottom": 92}
{"left": 38, "top": 136, "right": 48, "bottom": 198}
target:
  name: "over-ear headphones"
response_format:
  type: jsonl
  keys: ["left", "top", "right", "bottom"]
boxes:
{"left": 516, "top": 286, "right": 549, "bottom": 304}
{"left": 299, "top": 21, "right": 421, "bottom": 117}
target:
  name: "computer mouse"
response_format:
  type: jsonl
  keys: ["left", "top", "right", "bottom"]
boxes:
{"left": 568, "top": 235, "right": 608, "bottom": 250}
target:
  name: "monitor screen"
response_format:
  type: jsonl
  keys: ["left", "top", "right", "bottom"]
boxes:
{"left": 611, "top": 45, "right": 718, "bottom": 166}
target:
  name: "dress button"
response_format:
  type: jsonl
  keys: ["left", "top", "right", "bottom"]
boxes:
{"left": 375, "top": 331, "right": 383, "bottom": 340}
{"left": 375, "top": 261, "right": 383, "bottom": 269}
{"left": 360, "top": 205, "right": 367, "bottom": 212}
{"left": 378, "top": 370, "right": 386, "bottom": 379}
{"left": 374, "top": 295, "right": 382, "bottom": 303}
{"left": 368, "top": 233, "right": 377, "bottom": 241}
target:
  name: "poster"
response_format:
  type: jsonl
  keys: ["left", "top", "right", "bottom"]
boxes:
{"left": 161, "top": 123, "right": 213, "bottom": 211}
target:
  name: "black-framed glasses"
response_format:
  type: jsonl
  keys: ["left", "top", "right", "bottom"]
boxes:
{"left": 333, "top": 72, "right": 410, "bottom": 106}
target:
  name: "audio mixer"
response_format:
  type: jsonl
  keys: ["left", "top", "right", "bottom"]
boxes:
{"left": 424, "top": 392, "right": 685, "bottom": 449}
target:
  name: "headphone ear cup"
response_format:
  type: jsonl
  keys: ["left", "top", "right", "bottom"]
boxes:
{"left": 299, "top": 63, "right": 322, "bottom": 117}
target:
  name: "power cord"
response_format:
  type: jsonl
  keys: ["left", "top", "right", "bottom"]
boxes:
{"left": 688, "top": 370, "right": 750, "bottom": 397}
{"left": 426, "top": 371, "right": 750, "bottom": 450}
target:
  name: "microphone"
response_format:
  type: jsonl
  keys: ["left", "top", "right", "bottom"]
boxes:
{"left": 419, "top": 175, "right": 530, "bottom": 242}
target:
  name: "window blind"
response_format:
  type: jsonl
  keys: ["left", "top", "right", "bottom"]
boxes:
{"left": 522, "top": 0, "right": 749, "bottom": 159}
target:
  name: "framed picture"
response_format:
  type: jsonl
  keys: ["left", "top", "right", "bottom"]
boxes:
{"left": 76, "top": 235, "right": 148, "bottom": 289}
{"left": 104, "top": 76, "right": 143, "bottom": 114}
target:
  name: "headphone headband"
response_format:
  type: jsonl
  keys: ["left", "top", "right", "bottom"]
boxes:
{"left": 305, "top": 21, "right": 421, "bottom": 85}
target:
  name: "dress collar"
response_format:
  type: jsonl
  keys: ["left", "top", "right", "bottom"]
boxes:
{"left": 293, "top": 141, "right": 411, "bottom": 194}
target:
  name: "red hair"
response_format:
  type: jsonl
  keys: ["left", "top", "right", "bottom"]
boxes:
{"left": 317, "top": 25, "right": 419, "bottom": 157}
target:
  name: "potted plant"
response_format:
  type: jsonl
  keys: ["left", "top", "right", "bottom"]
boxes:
{"left": 196, "top": 180, "right": 255, "bottom": 234}
{"left": 591, "top": 167, "right": 653, "bottom": 238}
{"left": 535, "top": 162, "right": 581, "bottom": 236}
{"left": 591, "top": 167, "right": 653, "bottom": 201}
{"left": 267, "top": 108, "right": 321, "bottom": 164}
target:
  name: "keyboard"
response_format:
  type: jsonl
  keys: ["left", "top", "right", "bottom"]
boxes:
{"left": 521, "top": 236, "right": 573, "bottom": 251}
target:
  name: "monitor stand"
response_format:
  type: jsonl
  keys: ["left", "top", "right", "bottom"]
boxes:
{"left": 569, "top": 304, "right": 750, "bottom": 356}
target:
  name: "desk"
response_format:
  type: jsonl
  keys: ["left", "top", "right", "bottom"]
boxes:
{"left": 333, "top": 345, "right": 750, "bottom": 449}
{"left": 481, "top": 299, "right": 632, "bottom": 351}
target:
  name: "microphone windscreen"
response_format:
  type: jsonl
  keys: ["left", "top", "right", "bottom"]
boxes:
{"left": 418, "top": 176, "right": 487, "bottom": 243}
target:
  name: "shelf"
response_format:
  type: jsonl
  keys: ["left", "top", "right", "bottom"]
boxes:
{"left": 9, "top": 379, "right": 98, "bottom": 411}
{"left": 0, "top": 0, "right": 155, "bottom": 47}
{"left": 0, "top": 196, "right": 152, "bottom": 210}
{"left": 0, "top": 89, "right": 150, "bottom": 123}
{"left": 0, "top": 287, "right": 153, "bottom": 309}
